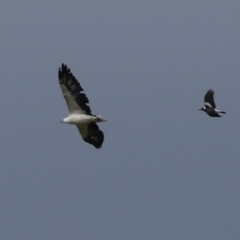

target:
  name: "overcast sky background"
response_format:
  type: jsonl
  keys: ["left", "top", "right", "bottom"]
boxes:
{"left": 1, "top": 1, "right": 240, "bottom": 239}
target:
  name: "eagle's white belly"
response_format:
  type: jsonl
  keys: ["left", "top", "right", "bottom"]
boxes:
{"left": 63, "top": 114, "right": 95, "bottom": 124}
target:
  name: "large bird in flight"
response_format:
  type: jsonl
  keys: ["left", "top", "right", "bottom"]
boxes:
{"left": 58, "top": 64, "right": 107, "bottom": 148}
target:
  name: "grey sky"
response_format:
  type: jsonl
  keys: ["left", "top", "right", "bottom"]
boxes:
{"left": 1, "top": 1, "right": 240, "bottom": 239}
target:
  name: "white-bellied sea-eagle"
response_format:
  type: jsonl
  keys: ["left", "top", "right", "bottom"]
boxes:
{"left": 58, "top": 64, "right": 107, "bottom": 149}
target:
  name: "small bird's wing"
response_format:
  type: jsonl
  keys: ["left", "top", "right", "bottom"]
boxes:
{"left": 77, "top": 123, "right": 104, "bottom": 149}
{"left": 204, "top": 89, "right": 216, "bottom": 108}
{"left": 58, "top": 64, "right": 92, "bottom": 115}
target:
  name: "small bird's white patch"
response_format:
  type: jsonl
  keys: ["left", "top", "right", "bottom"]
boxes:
{"left": 204, "top": 102, "right": 212, "bottom": 108}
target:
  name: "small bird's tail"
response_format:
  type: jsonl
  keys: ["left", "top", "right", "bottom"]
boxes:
{"left": 216, "top": 109, "right": 226, "bottom": 114}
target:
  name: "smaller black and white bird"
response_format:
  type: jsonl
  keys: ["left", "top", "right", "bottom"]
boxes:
{"left": 58, "top": 64, "right": 107, "bottom": 149}
{"left": 199, "top": 89, "right": 226, "bottom": 117}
